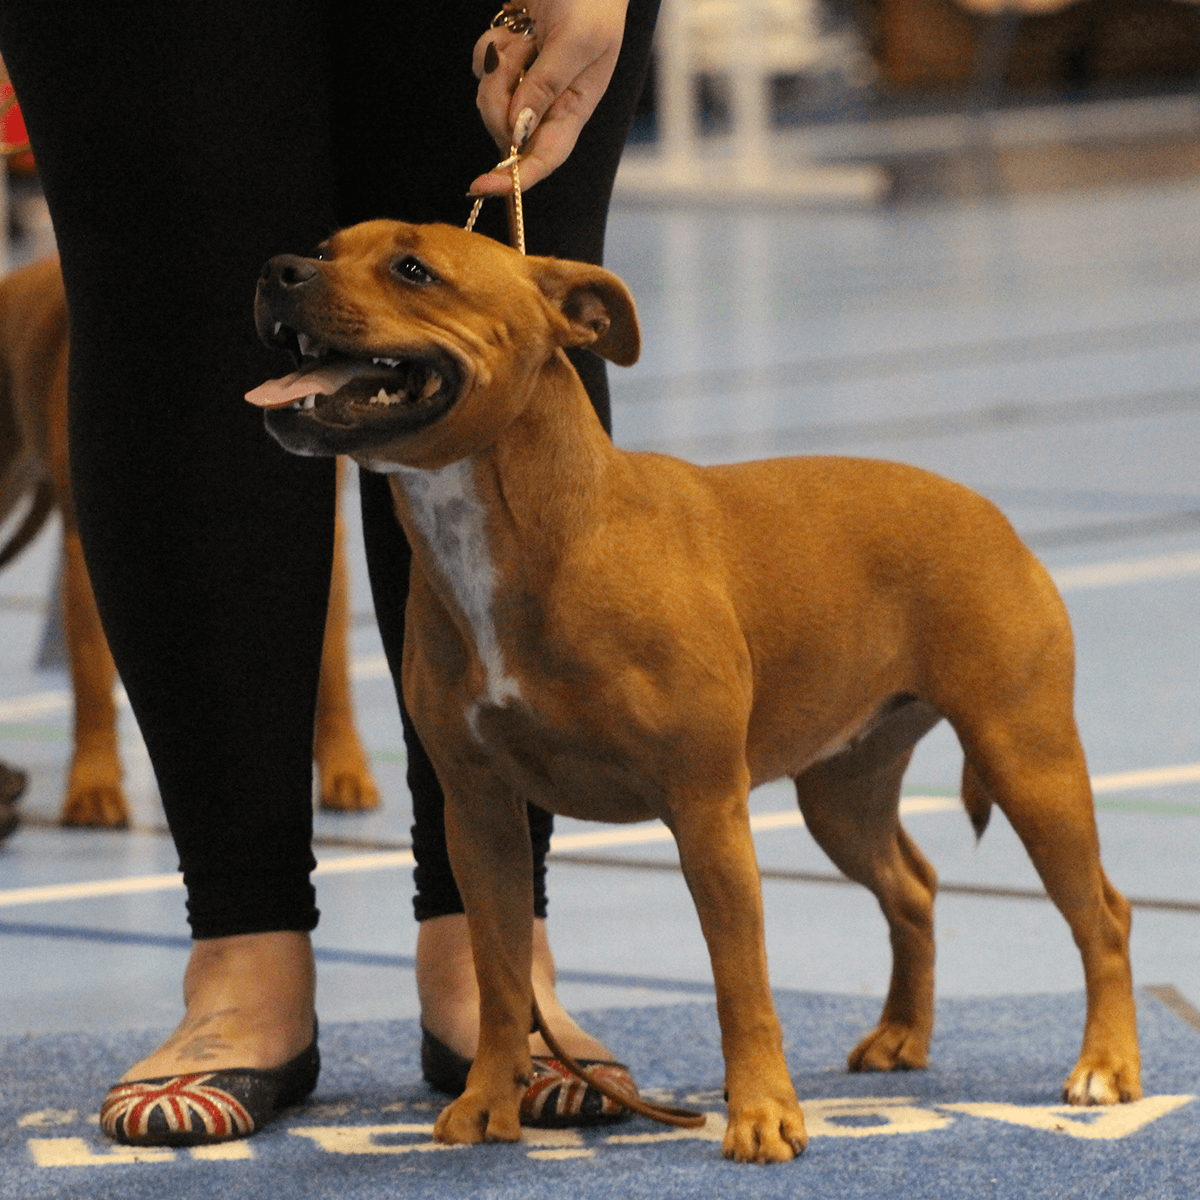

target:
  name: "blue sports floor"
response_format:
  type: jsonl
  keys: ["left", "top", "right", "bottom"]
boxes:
{"left": 1, "top": 88, "right": 1199, "bottom": 1144}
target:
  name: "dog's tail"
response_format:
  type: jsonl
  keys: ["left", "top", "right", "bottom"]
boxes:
{"left": 0, "top": 480, "right": 54, "bottom": 569}
{"left": 960, "top": 759, "right": 993, "bottom": 839}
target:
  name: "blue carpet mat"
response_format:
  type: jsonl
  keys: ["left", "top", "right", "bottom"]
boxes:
{"left": 3, "top": 990, "right": 1197, "bottom": 1200}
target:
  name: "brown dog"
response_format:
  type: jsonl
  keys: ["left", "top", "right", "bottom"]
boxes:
{"left": 0, "top": 256, "right": 378, "bottom": 825}
{"left": 246, "top": 219, "right": 1140, "bottom": 1163}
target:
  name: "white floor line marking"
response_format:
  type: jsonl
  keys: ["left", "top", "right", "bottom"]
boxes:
{"left": 1051, "top": 549, "right": 1200, "bottom": 592}
{"left": 10, "top": 771, "right": 1190, "bottom": 911}
{"left": 1091, "top": 763, "right": 1200, "bottom": 792}
{"left": 0, "top": 689, "right": 72, "bottom": 721}
{"left": 2, "top": 772, "right": 1198, "bottom": 911}
{"left": 0, "top": 797, "right": 956, "bottom": 909}
{"left": 0, "top": 872, "right": 184, "bottom": 907}
{"left": 312, "top": 850, "right": 416, "bottom": 874}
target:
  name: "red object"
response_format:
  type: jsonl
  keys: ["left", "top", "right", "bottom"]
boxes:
{"left": 1, "top": 80, "right": 35, "bottom": 174}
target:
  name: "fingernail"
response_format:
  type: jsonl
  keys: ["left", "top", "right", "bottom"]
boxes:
{"left": 484, "top": 42, "right": 499, "bottom": 73}
{"left": 513, "top": 107, "right": 537, "bottom": 149}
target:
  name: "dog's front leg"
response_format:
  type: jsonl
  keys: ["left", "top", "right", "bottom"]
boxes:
{"left": 432, "top": 775, "right": 534, "bottom": 1146}
{"left": 671, "top": 791, "right": 807, "bottom": 1163}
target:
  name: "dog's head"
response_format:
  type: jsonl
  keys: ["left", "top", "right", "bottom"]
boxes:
{"left": 247, "top": 219, "right": 639, "bottom": 469}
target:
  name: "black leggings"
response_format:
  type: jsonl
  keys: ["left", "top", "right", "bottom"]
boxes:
{"left": 0, "top": 0, "right": 658, "bottom": 936}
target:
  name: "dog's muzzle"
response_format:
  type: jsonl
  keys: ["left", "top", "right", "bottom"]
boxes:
{"left": 247, "top": 255, "right": 462, "bottom": 457}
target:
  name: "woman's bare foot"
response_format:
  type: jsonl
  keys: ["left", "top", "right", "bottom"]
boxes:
{"left": 118, "top": 931, "right": 317, "bottom": 1082}
{"left": 417, "top": 913, "right": 613, "bottom": 1061}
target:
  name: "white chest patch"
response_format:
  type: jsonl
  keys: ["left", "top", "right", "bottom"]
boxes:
{"left": 393, "top": 460, "right": 522, "bottom": 714}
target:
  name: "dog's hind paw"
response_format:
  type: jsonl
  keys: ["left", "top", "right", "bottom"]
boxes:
{"left": 1063, "top": 1059, "right": 1142, "bottom": 1106}
{"left": 61, "top": 784, "right": 129, "bottom": 829}
{"left": 847, "top": 1020, "right": 930, "bottom": 1073}
{"left": 318, "top": 770, "right": 381, "bottom": 811}
{"left": 722, "top": 1100, "right": 807, "bottom": 1164}
{"left": 315, "top": 738, "right": 380, "bottom": 811}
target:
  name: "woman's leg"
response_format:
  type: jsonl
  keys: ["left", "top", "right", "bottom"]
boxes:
{"left": 332, "top": 0, "right": 660, "bottom": 1057}
{"left": 0, "top": 0, "right": 341, "bottom": 1074}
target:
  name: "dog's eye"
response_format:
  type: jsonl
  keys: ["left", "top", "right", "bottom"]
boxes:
{"left": 392, "top": 255, "right": 438, "bottom": 286}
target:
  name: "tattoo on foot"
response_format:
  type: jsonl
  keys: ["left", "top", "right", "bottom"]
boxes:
{"left": 173, "top": 1033, "right": 233, "bottom": 1061}
{"left": 166, "top": 1007, "right": 240, "bottom": 1061}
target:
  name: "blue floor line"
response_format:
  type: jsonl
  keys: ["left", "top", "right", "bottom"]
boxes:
{"left": 0, "top": 919, "right": 192, "bottom": 951}
{"left": 0, "top": 918, "right": 720, "bottom": 996}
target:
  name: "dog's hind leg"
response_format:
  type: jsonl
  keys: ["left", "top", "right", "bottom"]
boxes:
{"left": 958, "top": 713, "right": 1141, "bottom": 1105}
{"left": 794, "top": 746, "right": 938, "bottom": 1072}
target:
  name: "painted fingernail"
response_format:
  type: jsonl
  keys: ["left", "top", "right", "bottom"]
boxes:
{"left": 513, "top": 107, "right": 537, "bottom": 149}
{"left": 484, "top": 42, "right": 499, "bottom": 74}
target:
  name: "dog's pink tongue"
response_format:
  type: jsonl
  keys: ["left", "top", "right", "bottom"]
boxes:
{"left": 245, "top": 359, "right": 367, "bottom": 408}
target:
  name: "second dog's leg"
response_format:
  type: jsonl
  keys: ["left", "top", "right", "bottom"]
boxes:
{"left": 60, "top": 523, "right": 127, "bottom": 827}
{"left": 314, "top": 469, "right": 378, "bottom": 811}
{"left": 794, "top": 751, "right": 938, "bottom": 1072}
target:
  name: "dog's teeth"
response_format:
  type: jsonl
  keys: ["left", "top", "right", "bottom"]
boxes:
{"left": 303, "top": 394, "right": 317, "bottom": 410}
{"left": 420, "top": 371, "right": 442, "bottom": 400}
{"left": 273, "top": 322, "right": 283, "bottom": 336}
{"left": 373, "top": 388, "right": 392, "bottom": 404}
{"left": 297, "top": 333, "right": 323, "bottom": 359}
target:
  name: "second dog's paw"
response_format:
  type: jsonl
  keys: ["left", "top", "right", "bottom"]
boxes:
{"left": 433, "top": 1091, "right": 522, "bottom": 1145}
{"left": 315, "top": 739, "right": 380, "bottom": 811}
{"left": 318, "top": 769, "right": 381, "bottom": 811}
{"left": 1063, "top": 1057, "right": 1142, "bottom": 1106}
{"left": 847, "top": 1021, "right": 930, "bottom": 1073}
{"left": 61, "top": 784, "right": 129, "bottom": 829}
{"left": 722, "top": 1099, "right": 807, "bottom": 1163}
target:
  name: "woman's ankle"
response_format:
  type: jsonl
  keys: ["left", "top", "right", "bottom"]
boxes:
{"left": 118, "top": 930, "right": 316, "bottom": 1082}
{"left": 416, "top": 914, "right": 614, "bottom": 1062}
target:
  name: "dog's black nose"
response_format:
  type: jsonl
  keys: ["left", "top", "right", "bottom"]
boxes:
{"left": 260, "top": 254, "right": 319, "bottom": 289}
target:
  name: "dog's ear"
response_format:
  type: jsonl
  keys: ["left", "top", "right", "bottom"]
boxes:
{"left": 528, "top": 258, "right": 641, "bottom": 367}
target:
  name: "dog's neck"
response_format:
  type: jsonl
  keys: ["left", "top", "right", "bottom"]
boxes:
{"left": 384, "top": 352, "right": 622, "bottom": 691}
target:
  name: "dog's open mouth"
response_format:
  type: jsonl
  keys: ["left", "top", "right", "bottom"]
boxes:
{"left": 247, "top": 330, "right": 455, "bottom": 421}
{"left": 247, "top": 326, "right": 462, "bottom": 456}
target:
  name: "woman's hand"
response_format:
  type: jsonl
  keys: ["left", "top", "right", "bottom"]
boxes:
{"left": 470, "top": 0, "right": 629, "bottom": 195}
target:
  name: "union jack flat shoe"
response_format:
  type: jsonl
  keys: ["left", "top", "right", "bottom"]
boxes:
{"left": 421, "top": 1027, "right": 634, "bottom": 1128}
{"left": 100, "top": 1033, "right": 319, "bottom": 1146}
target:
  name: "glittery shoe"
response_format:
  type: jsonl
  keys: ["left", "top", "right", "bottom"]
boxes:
{"left": 421, "top": 1026, "right": 633, "bottom": 1127}
{"left": 100, "top": 1031, "right": 319, "bottom": 1146}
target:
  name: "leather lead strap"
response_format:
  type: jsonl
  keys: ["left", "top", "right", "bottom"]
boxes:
{"left": 531, "top": 997, "right": 707, "bottom": 1129}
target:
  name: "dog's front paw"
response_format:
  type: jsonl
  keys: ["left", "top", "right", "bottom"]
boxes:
{"left": 61, "top": 780, "right": 129, "bottom": 828}
{"left": 722, "top": 1099, "right": 807, "bottom": 1164}
{"left": 1063, "top": 1055, "right": 1142, "bottom": 1105}
{"left": 847, "top": 1020, "right": 930, "bottom": 1072}
{"left": 434, "top": 1089, "right": 523, "bottom": 1145}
